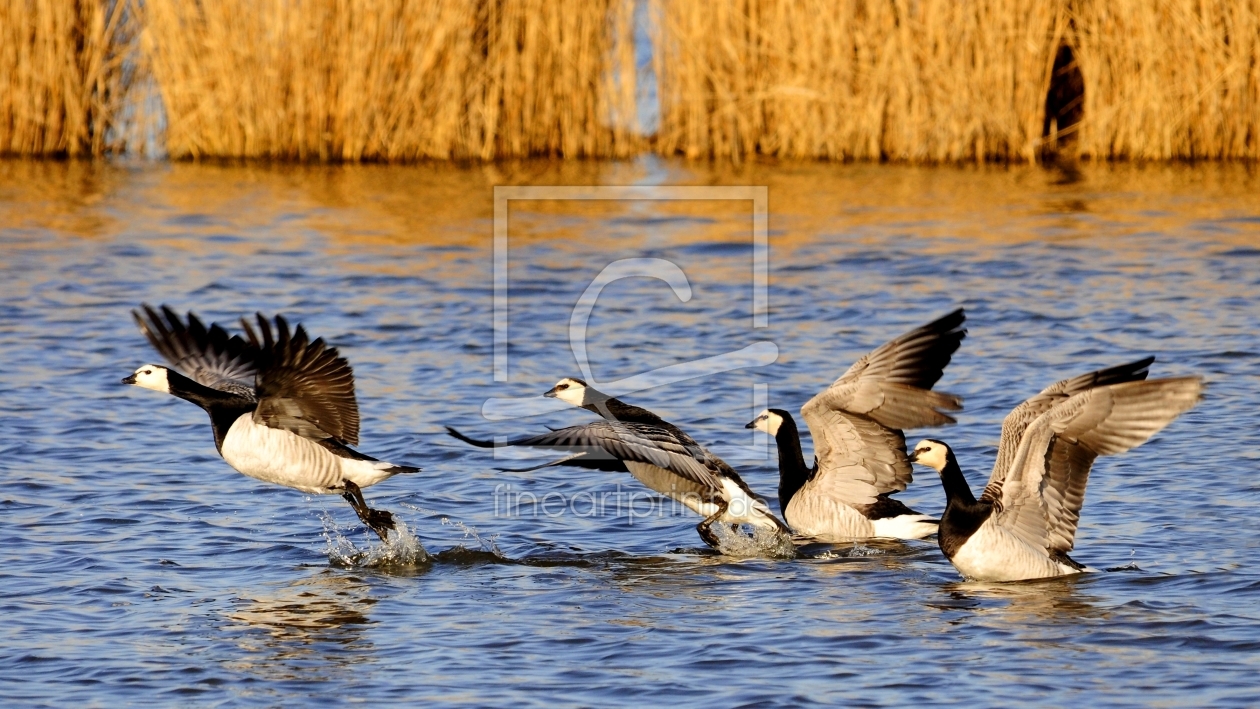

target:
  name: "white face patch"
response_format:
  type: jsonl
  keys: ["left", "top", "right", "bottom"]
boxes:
{"left": 750, "top": 409, "right": 783, "bottom": 436}
{"left": 910, "top": 439, "right": 949, "bottom": 471}
{"left": 549, "top": 377, "right": 589, "bottom": 407}
{"left": 127, "top": 364, "right": 171, "bottom": 394}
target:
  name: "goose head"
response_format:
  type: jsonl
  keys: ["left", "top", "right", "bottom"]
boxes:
{"left": 908, "top": 439, "right": 952, "bottom": 473}
{"left": 745, "top": 408, "right": 787, "bottom": 436}
{"left": 544, "top": 377, "right": 601, "bottom": 407}
{"left": 123, "top": 364, "right": 171, "bottom": 394}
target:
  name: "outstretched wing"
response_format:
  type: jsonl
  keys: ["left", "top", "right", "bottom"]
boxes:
{"left": 447, "top": 422, "right": 724, "bottom": 492}
{"left": 132, "top": 304, "right": 258, "bottom": 397}
{"left": 446, "top": 427, "right": 628, "bottom": 473}
{"left": 829, "top": 308, "right": 967, "bottom": 393}
{"left": 799, "top": 309, "right": 965, "bottom": 506}
{"left": 995, "top": 377, "right": 1202, "bottom": 554}
{"left": 796, "top": 408, "right": 912, "bottom": 506}
{"left": 983, "top": 357, "right": 1154, "bottom": 502}
{"left": 243, "top": 314, "right": 360, "bottom": 445}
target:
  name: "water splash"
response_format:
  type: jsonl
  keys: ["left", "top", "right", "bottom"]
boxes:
{"left": 707, "top": 523, "right": 797, "bottom": 559}
{"left": 804, "top": 543, "right": 889, "bottom": 560}
{"left": 322, "top": 513, "right": 429, "bottom": 568}
{"left": 439, "top": 517, "right": 504, "bottom": 558}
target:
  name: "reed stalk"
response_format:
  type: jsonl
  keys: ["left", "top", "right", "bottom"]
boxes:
{"left": 650, "top": 0, "right": 1260, "bottom": 162}
{"left": 1068, "top": 0, "right": 1260, "bottom": 160}
{"left": 0, "top": 0, "right": 133, "bottom": 157}
{"left": 135, "top": 0, "right": 639, "bottom": 161}
{"left": 649, "top": 0, "right": 1067, "bottom": 162}
{"left": 4, "top": 0, "right": 1256, "bottom": 163}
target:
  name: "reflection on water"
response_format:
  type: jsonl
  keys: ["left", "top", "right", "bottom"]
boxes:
{"left": 944, "top": 575, "right": 1107, "bottom": 625}
{"left": 222, "top": 571, "right": 380, "bottom": 687}
{"left": 2, "top": 156, "right": 1259, "bottom": 707}
{"left": 4, "top": 158, "right": 1257, "bottom": 250}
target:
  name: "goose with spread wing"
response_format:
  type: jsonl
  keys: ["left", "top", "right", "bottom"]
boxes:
{"left": 746, "top": 309, "right": 966, "bottom": 541}
{"left": 447, "top": 378, "right": 790, "bottom": 549}
{"left": 908, "top": 358, "right": 1201, "bottom": 582}
{"left": 122, "top": 305, "right": 417, "bottom": 541}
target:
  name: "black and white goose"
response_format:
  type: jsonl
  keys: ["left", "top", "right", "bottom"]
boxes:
{"left": 745, "top": 309, "right": 966, "bottom": 541}
{"left": 908, "top": 358, "right": 1202, "bottom": 582}
{"left": 447, "top": 378, "right": 790, "bottom": 549}
{"left": 122, "top": 305, "right": 417, "bottom": 541}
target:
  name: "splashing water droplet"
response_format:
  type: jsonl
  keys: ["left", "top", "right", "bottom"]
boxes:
{"left": 707, "top": 523, "right": 797, "bottom": 559}
{"left": 440, "top": 517, "right": 504, "bottom": 557}
{"left": 322, "top": 512, "right": 430, "bottom": 568}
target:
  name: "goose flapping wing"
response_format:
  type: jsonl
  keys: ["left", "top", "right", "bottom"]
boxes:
{"left": 446, "top": 422, "right": 726, "bottom": 491}
{"left": 993, "top": 377, "right": 1203, "bottom": 554}
{"left": 827, "top": 308, "right": 966, "bottom": 396}
{"left": 796, "top": 407, "right": 913, "bottom": 506}
{"left": 799, "top": 309, "right": 966, "bottom": 506}
{"left": 985, "top": 357, "right": 1155, "bottom": 495}
{"left": 242, "top": 314, "right": 361, "bottom": 445}
{"left": 133, "top": 304, "right": 259, "bottom": 398}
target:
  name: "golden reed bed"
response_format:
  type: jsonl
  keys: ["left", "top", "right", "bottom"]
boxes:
{"left": 2, "top": 0, "right": 1257, "bottom": 162}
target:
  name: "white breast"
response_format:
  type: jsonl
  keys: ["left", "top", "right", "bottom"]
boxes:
{"left": 949, "top": 520, "right": 1081, "bottom": 582}
{"left": 219, "top": 414, "right": 345, "bottom": 494}
{"left": 717, "top": 478, "right": 781, "bottom": 531}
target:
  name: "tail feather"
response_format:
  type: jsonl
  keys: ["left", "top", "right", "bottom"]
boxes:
{"left": 871, "top": 513, "right": 939, "bottom": 540}
{"left": 446, "top": 426, "right": 498, "bottom": 448}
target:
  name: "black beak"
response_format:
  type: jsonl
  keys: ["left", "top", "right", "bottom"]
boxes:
{"left": 121, "top": 374, "right": 137, "bottom": 385}
{"left": 907, "top": 449, "right": 920, "bottom": 463}
{"left": 542, "top": 386, "right": 559, "bottom": 398}
{"left": 744, "top": 420, "right": 758, "bottom": 429}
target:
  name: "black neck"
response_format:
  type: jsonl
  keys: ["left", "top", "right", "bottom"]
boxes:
{"left": 935, "top": 449, "right": 993, "bottom": 559}
{"left": 938, "top": 452, "right": 977, "bottom": 507}
{"left": 771, "top": 412, "right": 812, "bottom": 512}
{"left": 166, "top": 370, "right": 256, "bottom": 453}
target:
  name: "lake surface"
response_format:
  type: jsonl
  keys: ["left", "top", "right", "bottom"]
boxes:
{"left": 1, "top": 157, "right": 1258, "bottom": 707}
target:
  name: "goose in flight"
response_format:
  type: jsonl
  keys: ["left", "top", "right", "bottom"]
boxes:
{"left": 746, "top": 309, "right": 966, "bottom": 541}
{"left": 123, "top": 305, "right": 418, "bottom": 541}
{"left": 908, "top": 358, "right": 1201, "bottom": 582}
{"left": 448, "top": 378, "right": 790, "bottom": 550}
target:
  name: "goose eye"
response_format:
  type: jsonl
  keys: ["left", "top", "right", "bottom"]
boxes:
{"left": 143, "top": 369, "right": 152, "bottom": 375}
{"left": 556, "top": 384, "right": 568, "bottom": 390}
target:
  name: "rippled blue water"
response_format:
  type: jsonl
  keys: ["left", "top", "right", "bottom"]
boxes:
{"left": 2, "top": 158, "right": 1258, "bottom": 707}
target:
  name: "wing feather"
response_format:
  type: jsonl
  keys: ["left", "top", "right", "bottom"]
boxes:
{"left": 831, "top": 308, "right": 967, "bottom": 392}
{"left": 447, "top": 422, "right": 725, "bottom": 491}
{"left": 246, "top": 314, "right": 361, "bottom": 445}
{"left": 132, "top": 304, "right": 258, "bottom": 396}
{"left": 996, "top": 376, "right": 1202, "bottom": 553}
{"left": 799, "top": 310, "right": 965, "bottom": 506}
{"left": 984, "top": 357, "right": 1154, "bottom": 500}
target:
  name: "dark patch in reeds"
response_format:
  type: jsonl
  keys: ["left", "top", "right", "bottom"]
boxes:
{"left": 1042, "top": 43, "right": 1085, "bottom": 159}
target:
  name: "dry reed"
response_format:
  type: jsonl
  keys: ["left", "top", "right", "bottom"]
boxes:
{"left": 0, "top": 0, "right": 133, "bottom": 157}
{"left": 650, "top": 0, "right": 1260, "bottom": 162}
{"left": 1068, "top": 0, "right": 1260, "bottom": 160}
{"left": 4, "top": 0, "right": 1257, "bottom": 163}
{"left": 135, "top": 0, "right": 639, "bottom": 161}
{"left": 649, "top": 0, "right": 1069, "bottom": 162}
